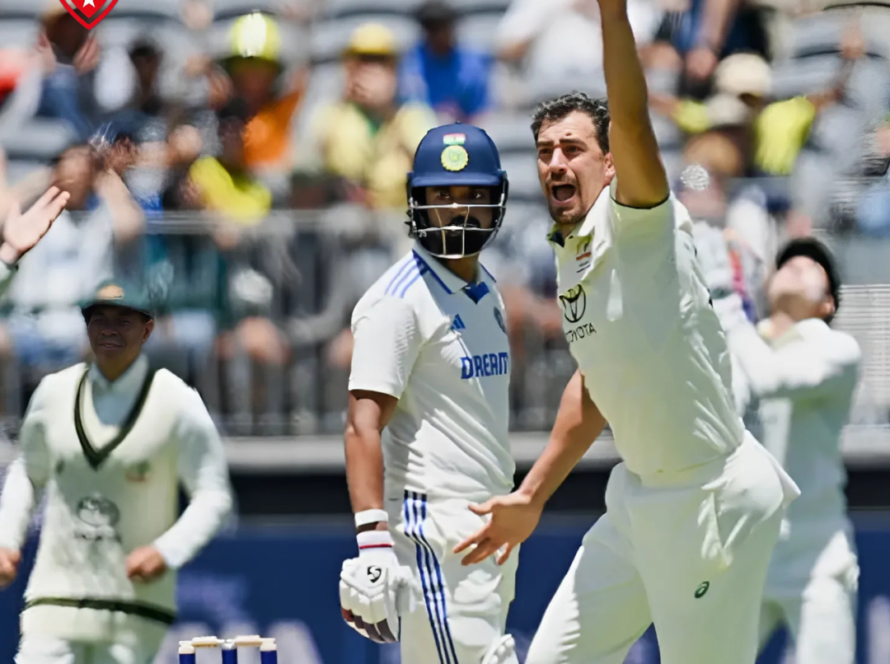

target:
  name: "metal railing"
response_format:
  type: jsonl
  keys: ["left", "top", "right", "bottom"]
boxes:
{"left": 0, "top": 204, "right": 887, "bottom": 441}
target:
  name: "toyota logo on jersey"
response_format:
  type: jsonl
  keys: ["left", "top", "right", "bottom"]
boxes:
{"left": 559, "top": 285, "right": 587, "bottom": 324}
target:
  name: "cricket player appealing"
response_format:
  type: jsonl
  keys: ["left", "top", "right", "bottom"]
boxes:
{"left": 452, "top": 0, "right": 800, "bottom": 661}
{"left": 0, "top": 279, "right": 234, "bottom": 664}
{"left": 709, "top": 236, "right": 861, "bottom": 664}
{"left": 338, "top": 124, "right": 519, "bottom": 664}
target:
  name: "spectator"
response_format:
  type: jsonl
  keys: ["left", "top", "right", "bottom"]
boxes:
{"left": 294, "top": 23, "right": 437, "bottom": 211}
{"left": 0, "top": 142, "right": 144, "bottom": 378}
{"left": 187, "top": 99, "right": 272, "bottom": 225}
{"left": 35, "top": 5, "right": 102, "bottom": 140}
{"left": 652, "top": 0, "right": 771, "bottom": 93}
{"left": 211, "top": 12, "right": 308, "bottom": 175}
{"left": 399, "top": 0, "right": 493, "bottom": 123}
{"left": 110, "top": 39, "right": 177, "bottom": 144}
{"left": 651, "top": 46, "right": 863, "bottom": 176}
{"left": 496, "top": 0, "right": 663, "bottom": 85}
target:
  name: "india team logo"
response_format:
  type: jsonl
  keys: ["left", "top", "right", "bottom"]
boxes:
{"left": 441, "top": 145, "right": 469, "bottom": 172}
{"left": 559, "top": 285, "right": 587, "bottom": 324}
{"left": 58, "top": 0, "right": 119, "bottom": 30}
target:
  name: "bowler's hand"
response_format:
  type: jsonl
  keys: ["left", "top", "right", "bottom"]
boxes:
{"left": 126, "top": 546, "right": 168, "bottom": 583}
{"left": 0, "top": 548, "right": 21, "bottom": 589}
{"left": 0, "top": 186, "right": 70, "bottom": 265}
{"left": 453, "top": 493, "right": 542, "bottom": 566}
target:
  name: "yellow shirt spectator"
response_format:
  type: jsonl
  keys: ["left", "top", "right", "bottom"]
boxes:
{"left": 304, "top": 100, "right": 437, "bottom": 210}
{"left": 189, "top": 156, "right": 272, "bottom": 224}
{"left": 670, "top": 96, "right": 817, "bottom": 176}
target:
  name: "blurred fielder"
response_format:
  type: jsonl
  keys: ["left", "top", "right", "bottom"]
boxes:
{"left": 453, "top": 0, "right": 801, "bottom": 661}
{"left": 0, "top": 279, "right": 233, "bottom": 664}
{"left": 708, "top": 235, "right": 861, "bottom": 664}
{"left": 339, "top": 123, "right": 518, "bottom": 664}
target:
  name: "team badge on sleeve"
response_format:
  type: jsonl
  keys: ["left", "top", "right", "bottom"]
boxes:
{"left": 442, "top": 145, "right": 469, "bottom": 172}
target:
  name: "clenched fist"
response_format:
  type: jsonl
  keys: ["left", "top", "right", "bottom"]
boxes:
{"left": 126, "top": 546, "right": 168, "bottom": 584}
{"left": 0, "top": 548, "right": 21, "bottom": 589}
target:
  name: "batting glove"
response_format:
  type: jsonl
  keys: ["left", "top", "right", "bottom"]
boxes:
{"left": 340, "top": 531, "right": 411, "bottom": 643}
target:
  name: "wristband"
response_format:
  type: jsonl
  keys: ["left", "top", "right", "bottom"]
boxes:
{"left": 357, "top": 530, "right": 394, "bottom": 551}
{"left": 355, "top": 509, "right": 389, "bottom": 528}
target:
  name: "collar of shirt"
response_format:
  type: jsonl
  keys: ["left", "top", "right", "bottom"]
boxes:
{"left": 757, "top": 317, "right": 828, "bottom": 348}
{"left": 89, "top": 354, "right": 149, "bottom": 397}
{"left": 412, "top": 242, "right": 496, "bottom": 300}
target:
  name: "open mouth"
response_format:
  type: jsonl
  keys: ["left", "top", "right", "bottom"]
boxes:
{"left": 551, "top": 184, "right": 576, "bottom": 204}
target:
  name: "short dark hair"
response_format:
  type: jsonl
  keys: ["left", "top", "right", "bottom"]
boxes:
{"left": 531, "top": 92, "right": 610, "bottom": 154}
{"left": 415, "top": 0, "right": 456, "bottom": 28}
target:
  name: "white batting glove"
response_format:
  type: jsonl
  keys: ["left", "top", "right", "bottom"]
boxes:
{"left": 339, "top": 531, "right": 410, "bottom": 643}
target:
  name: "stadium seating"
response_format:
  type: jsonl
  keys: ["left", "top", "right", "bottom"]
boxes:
{"left": 0, "top": 0, "right": 44, "bottom": 20}
{"left": 211, "top": 0, "right": 286, "bottom": 21}
{"left": 2, "top": 119, "right": 77, "bottom": 162}
{"left": 0, "top": 19, "right": 38, "bottom": 48}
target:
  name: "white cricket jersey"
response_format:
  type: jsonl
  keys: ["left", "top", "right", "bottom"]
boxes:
{"left": 550, "top": 183, "right": 746, "bottom": 477}
{"left": 0, "top": 355, "right": 233, "bottom": 642}
{"left": 725, "top": 314, "right": 860, "bottom": 591}
{"left": 348, "top": 243, "right": 514, "bottom": 501}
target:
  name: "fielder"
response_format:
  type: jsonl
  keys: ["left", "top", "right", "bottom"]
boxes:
{"left": 710, "top": 236, "right": 861, "bottom": 664}
{"left": 0, "top": 186, "right": 71, "bottom": 297}
{"left": 0, "top": 279, "right": 234, "bottom": 664}
{"left": 338, "top": 123, "right": 518, "bottom": 664}
{"left": 453, "top": 0, "right": 800, "bottom": 661}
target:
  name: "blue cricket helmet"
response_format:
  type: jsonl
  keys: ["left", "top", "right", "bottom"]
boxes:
{"left": 407, "top": 123, "right": 509, "bottom": 259}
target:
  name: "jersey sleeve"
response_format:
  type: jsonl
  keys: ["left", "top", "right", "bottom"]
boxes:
{"left": 0, "top": 377, "right": 52, "bottom": 551}
{"left": 153, "top": 384, "right": 234, "bottom": 570}
{"left": 348, "top": 296, "right": 423, "bottom": 399}
{"left": 609, "top": 186, "right": 676, "bottom": 244}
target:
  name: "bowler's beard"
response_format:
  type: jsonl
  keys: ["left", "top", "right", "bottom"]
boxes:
{"left": 547, "top": 200, "right": 588, "bottom": 230}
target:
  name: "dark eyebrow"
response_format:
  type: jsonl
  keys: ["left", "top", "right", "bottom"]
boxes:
{"left": 535, "top": 137, "right": 587, "bottom": 149}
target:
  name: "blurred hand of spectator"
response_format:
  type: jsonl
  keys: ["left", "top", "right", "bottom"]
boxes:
{"left": 235, "top": 316, "right": 290, "bottom": 366}
{"left": 35, "top": 32, "right": 56, "bottom": 77}
{"left": 72, "top": 36, "right": 100, "bottom": 76}
{"left": 840, "top": 18, "right": 866, "bottom": 62}
{"left": 684, "top": 46, "right": 719, "bottom": 83}
{"left": 167, "top": 124, "right": 203, "bottom": 167}
{"left": 349, "top": 63, "right": 399, "bottom": 114}
{"left": 181, "top": 0, "right": 213, "bottom": 31}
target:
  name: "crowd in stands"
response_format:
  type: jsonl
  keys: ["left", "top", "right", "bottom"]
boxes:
{"left": 0, "top": 0, "right": 889, "bottom": 435}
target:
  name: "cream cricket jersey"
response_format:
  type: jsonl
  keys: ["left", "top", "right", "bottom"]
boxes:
{"left": 348, "top": 243, "right": 514, "bottom": 501}
{"left": 725, "top": 312, "right": 860, "bottom": 591}
{"left": 0, "top": 355, "right": 233, "bottom": 642}
{"left": 550, "top": 183, "right": 746, "bottom": 477}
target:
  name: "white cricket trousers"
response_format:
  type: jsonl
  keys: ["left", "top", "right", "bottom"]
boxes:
{"left": 527, "top": 435, "right": 798, "bottom": 664}
{"left": 387, "top": 490, "right": 519, "bottom": 664}
{"left": 15, "top": 634, "right": 164, "bottom": 664}
{"left": 759, "top": 529, "right": 859, "bottom": 664}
